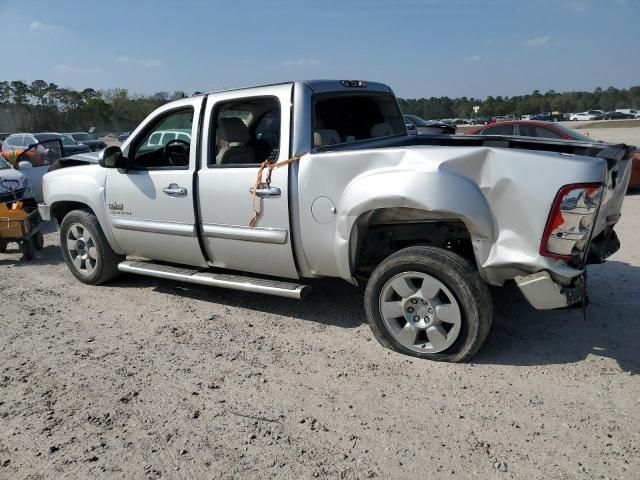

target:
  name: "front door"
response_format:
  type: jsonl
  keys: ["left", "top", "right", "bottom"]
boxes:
{"left": 197, "top": 85, "right": 298, "bottom": 279}
{"left": 106, "top": 98, "right": 207, "bottom": 267}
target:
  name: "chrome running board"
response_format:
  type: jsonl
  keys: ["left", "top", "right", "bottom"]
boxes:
{"left": 118, "top": 260, "right": 310, "bottom": 299}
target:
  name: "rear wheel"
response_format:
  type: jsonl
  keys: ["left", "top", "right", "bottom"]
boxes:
{"left": 60, "top": 210, "right": 124, "bottom": 284}
{"left": 364, "top": 246, "right": 493, "bottom": 362}
{"left": 0, "top": 240, "right": 7, "bottom": 253}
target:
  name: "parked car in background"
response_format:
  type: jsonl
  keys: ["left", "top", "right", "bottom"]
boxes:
{"left": 2, "top": 133, "right": 91, "bottom": 157}
{"left": 144, "top": 129, "right": 191, "bottom": 148}
{"left": 0, "top": 139, "right": 63, "bottom": 202}
{"left": 570, "top": 111, "right": 603, "bottom": 121}
{"left": 67, "top": 132, "right": 107, "bottom": 152}
{"left": 615, "top": 109, "right": 639, "bottom": 117}
{"left": 41, "top": 133, "right": 92, "bottom": 156}
{"left": 117, "top": 132, "right": 131, "bottom": 142}
{"left": 465, "top": 120, "right": 640, "bottom": 189}
{"left": 0, "top": 154, "right": 38, "bottom": 213}
{"left": 404, "top": 115, "right": 456, "bottom": 135}
{"left": 465, "top": 120, "right": 593, "bottom": 141}
{"left": 471, "top": 116, "right": 490, "bottom": 125}
{"left": 532, "top": 112, "right": 563, "bottom": 122}
{"left": 603, "top": 111, "right": 635, "bottom": 120}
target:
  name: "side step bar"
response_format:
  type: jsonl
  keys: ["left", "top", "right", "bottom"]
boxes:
{"left": 118, "top": 260, "right": 310, "bottom": 299}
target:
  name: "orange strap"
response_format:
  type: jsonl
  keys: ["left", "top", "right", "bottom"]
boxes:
{"left": 249, "top": 155, "right": 301, "bottom": 227}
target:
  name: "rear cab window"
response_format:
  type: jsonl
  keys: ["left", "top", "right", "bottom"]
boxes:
{"left": 312, "top": 93, "right": 405, "bottom": 148}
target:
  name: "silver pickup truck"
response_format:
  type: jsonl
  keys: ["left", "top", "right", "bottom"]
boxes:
{"left": 39, "top": 80, "right": 634, "bottom": 362}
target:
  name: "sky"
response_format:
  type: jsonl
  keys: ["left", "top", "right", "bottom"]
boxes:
{"left": 2, "top": 0, "right": 639, "bottom": 99}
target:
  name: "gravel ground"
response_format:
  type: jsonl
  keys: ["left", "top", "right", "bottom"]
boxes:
{"left": 1, "top": 196, "right": 639, "bottom": 480}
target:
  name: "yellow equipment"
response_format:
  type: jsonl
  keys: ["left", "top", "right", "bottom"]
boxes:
{"left": 0, "top": 201, "right": 30, "bottom": 239}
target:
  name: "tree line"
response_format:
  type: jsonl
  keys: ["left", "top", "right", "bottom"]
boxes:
{"left": 1, "top": 79, "right": 639, "bottom": 133}
{"left": 398, "top": 85, "right": 640, "bottom": 120}
{"left": 0, "top": 80, "right": 188, "bottom": 133}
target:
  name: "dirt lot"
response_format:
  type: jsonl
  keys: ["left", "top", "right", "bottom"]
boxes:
{"left": 1, "top": 195, "right": 639, "bottom": 479}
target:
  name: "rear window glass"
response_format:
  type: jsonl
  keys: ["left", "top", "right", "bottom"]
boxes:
{"left": 313, "top": 93, "right": 404, "bottom": 147}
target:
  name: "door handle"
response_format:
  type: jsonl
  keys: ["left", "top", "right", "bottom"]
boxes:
{"left": 163, "top": 183, "right": 188, "bottom": 197}
{"left": 249, "top": 186, "right": 281, "bottom": 198}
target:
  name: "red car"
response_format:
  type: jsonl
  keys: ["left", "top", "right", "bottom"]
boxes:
{"left": 465, "top": 120, "right": 640, "bottom": 189}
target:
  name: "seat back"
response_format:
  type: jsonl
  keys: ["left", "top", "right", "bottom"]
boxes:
{"left": 216, "top": 117, "right": 255, "bottom": 164}
{"left": 313, "top": 129, "right": 342, "bottom": 147}
{"left": 370, "top": 122, "right": 394, "bottom": 138}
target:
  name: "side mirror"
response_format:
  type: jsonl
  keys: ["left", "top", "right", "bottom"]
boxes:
{"left": 99, "top": 146, "right": 127, "bottom": 169}
{"left": 18, "top": 160, "right": 33, "bottom": 171}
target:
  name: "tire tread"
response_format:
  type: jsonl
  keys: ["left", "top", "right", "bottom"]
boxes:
{"left": 364, "top": 246, "right": 493, "bottom": 362}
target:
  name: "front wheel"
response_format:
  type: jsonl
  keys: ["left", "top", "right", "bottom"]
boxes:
{"left": 60, "top": 209, "right": 124, "bottom": 285}
{"left": 364, "top": 246, "right": 493, "bottom": 362}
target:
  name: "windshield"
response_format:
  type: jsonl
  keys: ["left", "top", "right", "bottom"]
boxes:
{"left": 554, "top": 124, "right": 597, "bottom": 143}
{"left": 0, "top": 156, "right": 11, "bottom": 170}
{"left": 405, "top": 115, "right": 430, "bottom": 127}
{"left": 61, "top": 134, "right": 77, "bottom": 145}
{"left": 72, "top": 133, "right": 91, "bottom": 141}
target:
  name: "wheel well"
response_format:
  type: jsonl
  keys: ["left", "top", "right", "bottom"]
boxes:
{"left": 50, "top": 201, "right": 94, "bottom": 225}
{"left": 350, "top": 208, "right": 475, "bottom": 279}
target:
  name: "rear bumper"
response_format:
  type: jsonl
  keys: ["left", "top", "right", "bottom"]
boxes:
{"left": 515, "top": 271, "right": 585, "bottom": 310}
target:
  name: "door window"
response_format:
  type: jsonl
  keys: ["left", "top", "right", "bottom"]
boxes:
{"left": 130, "top": 109, "right": 193, "bottom": 169}
{"left": 482, "top": 125, "right": 515, "bottom": 136}
{"left": 518, "top": 125, "right": 561, "bottom": 138}
{"left": 210, "top": 97, "right": 281, "bottom": 166}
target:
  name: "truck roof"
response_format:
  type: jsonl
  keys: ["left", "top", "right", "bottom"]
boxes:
{"left": 195, "top": 79, "right": 393, "bottom": 97}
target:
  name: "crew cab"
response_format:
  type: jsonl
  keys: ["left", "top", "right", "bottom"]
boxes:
{"left": 39, "top": 80, "right": 635, "bottom": 362}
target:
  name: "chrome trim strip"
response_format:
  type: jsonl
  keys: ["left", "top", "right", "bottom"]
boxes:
{"left": 117, "top": 260, "right": 309, "bottom": 299}
{"left": 202, "top": 223, "right": 287, "bottom": 244}
{"left": 111, "top": 217, "right": 196, "bottom": 237}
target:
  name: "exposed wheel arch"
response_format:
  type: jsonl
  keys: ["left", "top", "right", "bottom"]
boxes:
{"left": 349, "top": 207, "right": 476, "bottom": 280}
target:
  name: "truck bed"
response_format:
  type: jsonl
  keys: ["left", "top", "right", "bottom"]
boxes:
{"left": 325, "top": 133, "right": 636, "bottom": 164}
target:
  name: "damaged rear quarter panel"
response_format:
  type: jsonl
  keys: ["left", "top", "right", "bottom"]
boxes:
{"left": 297, "top": 146, "right": 606, "bottom": 285}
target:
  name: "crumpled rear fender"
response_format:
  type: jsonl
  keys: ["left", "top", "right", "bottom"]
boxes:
{"left": 336, "top": 169, "right": 496, "bottom": 281}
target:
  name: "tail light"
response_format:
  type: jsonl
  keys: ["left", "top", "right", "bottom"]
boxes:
{"left": 540, "top": 183, "right": 603, "bottom": 261}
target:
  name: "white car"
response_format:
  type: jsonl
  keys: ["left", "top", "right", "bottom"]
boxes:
{"left": 569, "top": 111, "right": 602, "bottom": 121}
{"left": 615, "top": 108, "right": 638, "bottom": 117}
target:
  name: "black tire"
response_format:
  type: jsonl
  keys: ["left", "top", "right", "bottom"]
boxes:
{"left": 33, "top": 231, "right": 44, "bottom": 250}
{"left": 0, "top": 240, "right": 7, "bottom": 253}
{"left": 364, "top": 246, "right": 493, "bottom": 362}
{"left": 21, "top": 239, "right": 35, "bottom": 261}
{"left": 60, "top": 209, "right": 124, "bottom": 285}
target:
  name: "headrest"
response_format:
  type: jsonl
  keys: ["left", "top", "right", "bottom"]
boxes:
{"left": 218, "top": 117, "right": 249, "bottom": 143}
{"left": 370, "top": 122, "right": 394, "bottom": 138}
{"left": 313, "top": 129, "right": 341, "bottom": 147}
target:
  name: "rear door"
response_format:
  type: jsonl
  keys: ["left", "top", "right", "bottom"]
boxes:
{"left": 197, "top": 85, "right": 299, "bottom": 279}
